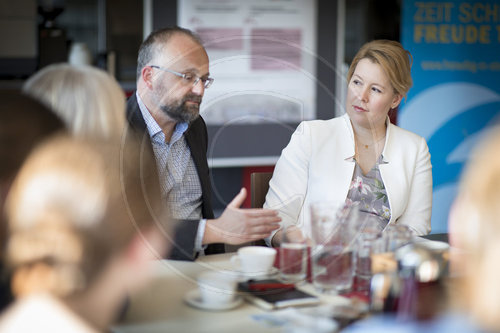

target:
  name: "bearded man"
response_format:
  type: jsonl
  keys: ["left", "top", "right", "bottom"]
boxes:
{"left": 127, "top": 27, "right": 280, "bottom": 260}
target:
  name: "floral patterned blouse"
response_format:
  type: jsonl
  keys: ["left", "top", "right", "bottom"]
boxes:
{"left": 346, "top": 155, "right": 391, "bottom": 226}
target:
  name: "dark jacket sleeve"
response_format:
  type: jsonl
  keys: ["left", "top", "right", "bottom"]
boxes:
{"left": 126, "top": 94, "right": 206, "bottom": 261}
{"left": 168, "top": 220, "right": 202, "bottom": 261}
{"left": 185, "top": 117, "right": 225, "bottom": 255}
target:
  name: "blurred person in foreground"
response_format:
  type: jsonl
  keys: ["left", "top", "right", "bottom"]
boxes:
{"left": 22, "top": 63, "right": 126, "bottom": 139}
{"left": 0, "top": 135, "right": 169, "bottom": 332}
{"left": 447, "top": 125, "right": 500, "bottom": 332}
{"left": 128, "top": 26, "right": 280, "bottom": 260}
{"left": 20, "top": 64, "right": 169, "bottom": 265}
{"left": 265, "top": 40, "right": 432, "bottom": 246}
{"left": 343, "top": 126, "right": 500, "bottom": 332}
{"left": 0, "top": 91, "right": 66, "bottom": 311}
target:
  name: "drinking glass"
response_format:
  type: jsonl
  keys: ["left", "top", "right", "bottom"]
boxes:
{"left": 384, "top": 224, "right": 413, "bottom": 252}
{"left": 355, "top": 231, "right": 383, "bottom": 291}
{"left": 310, "top": 201, "right": 354, "bottom": 294}
{"left": 353, "top": 213, "right": 386, "bottom": 291}
{"left": 279, "top": 225, "right": 308, "bottom": 283}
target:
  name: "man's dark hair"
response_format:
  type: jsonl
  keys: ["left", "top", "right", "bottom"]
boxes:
{"left": 136, "top": 26, "right": 203, "bottom": 80}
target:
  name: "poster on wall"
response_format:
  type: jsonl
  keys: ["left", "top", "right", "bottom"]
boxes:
{"left": 400, "top": 0, "right": 500, "bottom": 233}
{"left": 178, "top": 0, "right": 317, "bottom": 125}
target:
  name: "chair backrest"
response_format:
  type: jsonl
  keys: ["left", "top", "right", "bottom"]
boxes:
{"left": 225, "top": 172, "right": 273, "bottom": 252}
{"left": 250, "top": 172, "right": 273, "bottom": 208}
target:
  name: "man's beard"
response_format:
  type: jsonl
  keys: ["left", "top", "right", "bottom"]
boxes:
{"left": 159, "top": 94, "right": 202, "bottom": 124}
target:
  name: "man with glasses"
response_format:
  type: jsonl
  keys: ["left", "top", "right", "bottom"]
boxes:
{"left": 126, "top": 27, "right": 281, "bottom": 260}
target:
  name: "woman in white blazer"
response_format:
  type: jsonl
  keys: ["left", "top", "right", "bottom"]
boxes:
{"left": 265, "top": 40, "right": 432, "bottom": 246}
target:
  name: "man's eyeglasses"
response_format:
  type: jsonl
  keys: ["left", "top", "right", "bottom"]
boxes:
{"left": 150, "top": 65, "right": 214, "bottom": 89}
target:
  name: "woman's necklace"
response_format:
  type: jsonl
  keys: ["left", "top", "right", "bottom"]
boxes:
{"left": 354, "top": 134, "right": 386, "bottom": 173}
{"left": 356, "top": 135, "right": 386, "bottom": 149}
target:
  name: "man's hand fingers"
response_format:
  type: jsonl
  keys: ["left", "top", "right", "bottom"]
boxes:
{"left": 227, "top": 188, "right": 247, "bottom": 208}
{"left": 244, "top": 215, "right": 281, "bottom": 226}
{"left": 247, "top": 224, "right": 280, "bottom": 235}
{"left": 243, "top": 208, "right": 279, "bottom": 216}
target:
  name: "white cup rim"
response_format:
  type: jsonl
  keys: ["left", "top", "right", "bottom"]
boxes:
{"left": 237, "top": 246, "right": 277, "bottom": 256}
{"left": 197, "top": 271, "right": 237, "bottom": 301}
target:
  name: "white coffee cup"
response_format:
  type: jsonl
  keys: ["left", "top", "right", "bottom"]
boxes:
{"left": 197, "top": 271, "right": 237, "bottom": 305}
{"left": 230, "top": 246, "right": 277, "bottom": 275}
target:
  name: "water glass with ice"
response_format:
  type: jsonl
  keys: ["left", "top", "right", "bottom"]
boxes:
{"left": 279, "top": 225, "right": 308, "bottom": 283}
{"left": 310, "top": 201, "right": 355, "bottom": 294}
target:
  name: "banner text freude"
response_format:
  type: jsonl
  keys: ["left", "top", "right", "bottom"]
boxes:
{"left": 412, "top": 2, "right": 500, "bottom": 43}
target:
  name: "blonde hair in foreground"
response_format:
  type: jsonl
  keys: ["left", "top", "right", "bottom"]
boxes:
{"left": 22, "top": 64, "right": 126, "bottom": 139}
{"left": 452, "top": 126, "right": 500, "bottom": 331}
{"left": 5, "top": 135, "right": 167, "bottom": 297}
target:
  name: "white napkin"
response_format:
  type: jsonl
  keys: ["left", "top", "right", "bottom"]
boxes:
{"left": 251, "top": 307, "right": 338, "bottom": 333}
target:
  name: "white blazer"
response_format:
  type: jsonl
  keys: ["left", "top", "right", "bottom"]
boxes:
{"left": 264, "top": 113, "right": 432, "bottom": 240}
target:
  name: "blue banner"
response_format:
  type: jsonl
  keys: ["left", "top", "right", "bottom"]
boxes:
{"left": 400, "top": 0, "right": 500, "bottom": 233}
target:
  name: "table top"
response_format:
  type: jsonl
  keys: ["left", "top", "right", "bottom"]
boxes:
{"left": 112, "top": 253, "right": 353, "bottom": 333}
{"left": 112, "top": 237, "right": 449, "bottom": 332}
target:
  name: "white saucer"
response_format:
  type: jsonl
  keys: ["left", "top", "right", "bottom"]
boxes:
{"left": 184, "top": 289, "right": 243, "bottom": 311}
{"left": 240, "top": 267, "right": 279, "bottom": 279}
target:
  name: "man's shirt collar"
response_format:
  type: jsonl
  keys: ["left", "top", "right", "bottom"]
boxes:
{"left": 136, "top": 91, "right": 188, "bottom": 144}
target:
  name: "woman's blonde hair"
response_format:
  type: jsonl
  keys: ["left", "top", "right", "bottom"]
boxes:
{"left": 4, "top": 135, "right": 166, "bottom": 296}
{"left": 452, "top": 126, "right": 500, "bottom": 330}
{"left": 347, "top": 39, "right": 413, "bottom": 98}
{"left": 23, "top": 64, "right": 126, "bottom": 139}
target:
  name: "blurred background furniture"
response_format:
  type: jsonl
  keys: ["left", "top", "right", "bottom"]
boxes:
{"left": 250, "top": 172, "right": 273, "bottom": 209}
{"left": 224, "top": 171, "right": 273, "bottom": 252}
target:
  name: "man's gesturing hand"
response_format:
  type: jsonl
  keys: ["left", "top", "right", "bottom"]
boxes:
{"left": 203, "top": 188, "right": 281, "bottom": 245}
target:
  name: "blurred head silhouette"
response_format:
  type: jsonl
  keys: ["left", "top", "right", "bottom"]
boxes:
{"left": 449, "top": 125, "right": 500, "bottom": 331}
{"left": 0, "top": 91, "right": 65, "bottom": 291}
{"left": 4, "top": 135, "right": 169, "bottom": 330}
{"left": 23, "top": 64, "right": 126, "bottom": 139}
